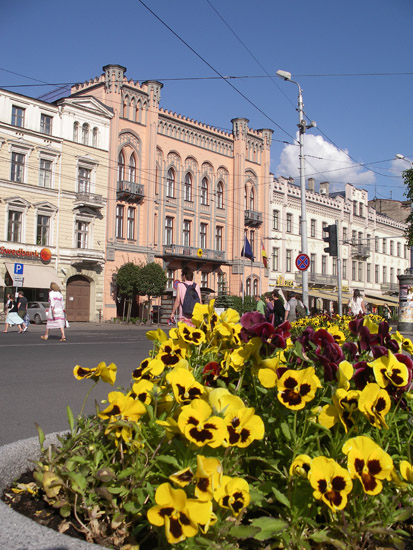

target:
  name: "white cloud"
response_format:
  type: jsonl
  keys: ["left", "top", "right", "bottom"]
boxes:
{"left": 275, "top": 134, "right": 375, "bottom": 193}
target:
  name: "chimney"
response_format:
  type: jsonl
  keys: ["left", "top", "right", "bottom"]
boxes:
{"left": 308, "top": 178, "right": 315, "bottom": 193}
{"left": 319, "top": 181, "right": 329, "bottom": 196}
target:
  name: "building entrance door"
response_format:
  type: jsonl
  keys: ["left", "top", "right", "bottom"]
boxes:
{"left": 66, "top": 276, "right": 90, "bottom": 322}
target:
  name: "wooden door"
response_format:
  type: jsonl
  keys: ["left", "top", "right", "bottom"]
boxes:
{"left": 66, "top": 276, "right": 90, "bottom": 322}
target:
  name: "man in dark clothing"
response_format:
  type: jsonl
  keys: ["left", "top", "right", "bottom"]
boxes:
{"left": 271, "top": 290, "right": 286, "bottom": 327}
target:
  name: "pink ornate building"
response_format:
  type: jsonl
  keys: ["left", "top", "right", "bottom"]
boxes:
{"left": 70, "top": 65, "right": 272, "bottom": 320}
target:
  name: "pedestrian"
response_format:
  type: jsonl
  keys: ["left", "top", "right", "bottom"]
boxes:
{"left": 255, "top": 294, "right": 265, "bottom": 315}
{"left": 348, "top": 289, "right": 366, "bottom": 316}
{"left": 382, "top": 303, "right": 391, "bottom": 321}
{"left": 41, "top": 282, "right": 67, "bottom": 341}
{"left": 169, "top": 267, "right": 202, "bottom": 326}
{"left": 264, "top": 294, "right": 274, "bottom": 323}
{"left": 271, "top": 290, "right": 286, "bottom": 326}
{"left": 2, "top": 296, "right": 24, "bottom": 333}
{"left": 4, "top": 293, "right": 12, "bottom": 315}
{"left": 17, "top": 290, "right": 29, "bottom": 332}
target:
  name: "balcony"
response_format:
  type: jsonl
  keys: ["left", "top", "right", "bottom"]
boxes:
{"left": 74, "top": 191, "right": 104, "bottom": 210}
{"left": 380, "top": 282, "right": 399, "bottom": 292}
{"left": 71, "top": 248, "right": 105, "bottom": 265}
{"left": 295, "top": 272, "right": 337, "bottom": 286}
{"left": 162, "top": 244, "right": 226, "bottom": 262}
{"left": 244, "top": 209, "right": 263, "bottom": 227}
{"left": 117, "top": 180, "right": 144, "bottom": 202}
{"left": 350, "top": 242, "right": 371, "bottom": 260}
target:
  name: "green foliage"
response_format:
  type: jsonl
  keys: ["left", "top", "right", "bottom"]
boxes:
{"left": 137, "top": 262, "right": 167, "bottom": 297}
{"left": 115, "top": 262, "right": 141, "bottom": 297}
{"left": 215, "top": 294, "right": 256, "bottom": 314}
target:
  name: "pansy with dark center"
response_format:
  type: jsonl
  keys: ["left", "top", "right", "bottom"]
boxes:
{"left": 277, "top": 367, "right": 321, "bottom": 410}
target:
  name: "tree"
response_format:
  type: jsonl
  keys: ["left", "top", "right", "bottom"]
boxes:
{"left": 136, "top": 262, "right": 167, "bottom": 322}
{"left": 403, "top": 168, "right": 413, "bottom": 246}
{"left": 116, "top": 262, "right": 141, "bottom": 321}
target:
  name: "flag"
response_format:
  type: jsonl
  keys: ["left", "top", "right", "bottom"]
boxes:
{"left": 261, "top": 240, "right": 268, "bottom": 268}
{"left": 241, "top": 236, "right": 254, "bottom": 262}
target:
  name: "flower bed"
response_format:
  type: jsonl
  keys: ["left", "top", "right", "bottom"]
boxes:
{"left": 9, "top": 303, "right": 413, "bottom": 549}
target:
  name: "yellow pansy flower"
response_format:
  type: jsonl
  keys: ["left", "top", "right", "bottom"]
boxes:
{"left": 73, "top": 361, "right": 117, "bottom": 385}
{"left": 400, "top": 460, "right": 413, "bottom": 483}
{"left": 368, "top": 350, "right": 409, "bottom": 388}
{"left": 358, "top": 383, "right": 391, "bottom": 429}
{"left": 194, "top": 455, "right": 223, "bottom": 501}
{"left": 98, "top": 391, "right": 146, "bottom": 424}
{"left": 213, "top": 475, "right": 250, "bottom": 517}
{"left": 223, "top": 406, "right": 265, "bottom": 448}
{"left": 166, "top": 367, "right": 205, "bottom": 404}
{"left": 308, "top": 456, "right": 353, "bottom": 512}
{"left": 178, "top": 399, "right": 226, "bottom": 448}
{"left": 277, "top": 367, "right": 322, "bottom": 410}
{"left": 289, "top": 454, "right": 312, "bottom": 478}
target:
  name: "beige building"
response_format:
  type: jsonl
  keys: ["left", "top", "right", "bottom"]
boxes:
{"left": 0, "top": 88, "right": 112, "bottom": 321}
{"left": 70, "top": 65, "right": 272, "bottom": 321}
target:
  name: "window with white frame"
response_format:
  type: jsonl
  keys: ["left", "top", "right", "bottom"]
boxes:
{"left": 246, "top": 277, "right": 252, "bottom": 296}
{"left": 390, "top": 267, "right": 394, "bottom": 284}
{"left": 127, "top": 207, "right": 135, "bottom": 240}
{"left": 273, "top": 210, "right": 279, "bottom": 230}
{"left": 200, "top": 223, "right": 207, "bottom": 249}
{"left": 375, "top": 265, "right": 379, "bottom": 284}
{"left": 75, "top": 220, "right": 90, "bottom": 249}
{"left": 249, "top": 230, "right": 255, "bottom": 257}
{"left": 12, "top": 105, "right": 25, "bottom": 127}
{"left": 272, "top": 247, "right": 279, "bottom": 271}
{"left": 165, "top": 217, "right": 173, "bottom": 245}
{"left": 40, "top": 114, "right": 52, "bottom": 135}
{"left": 201, "top": 177, "right": 208, "bottom": 205}
{"left": 183, "top": 220, "right": 191, "bottom": 247}
{"left": 366, "top": 263, "right": 371, "bottom": 282}
{"left": 129, "top": 154, "right": 136, "bottom": 182}
{"left": 11, "top": 152, "right": 25, "bottom": 182}
{"left": 166, "top": 269, "right": 174, "bottom": 289}
{"left": 218, "top": 273, "right": 225, "bottom": 294}
{"left": 92, "top": 127, "right": 98, "bottom": 147}
{"left": 217, "top": 181, "right": 224, "bottom": 208}
{"left": 249, "top": 188, "right": 255, "bottom": 210}
{"left": 184, "top": 173, "right": 193, "bottom": 202}
{"left": 333, "top": 258, "right": 337, "bottom": 276}
{"left": 36, "top": 214, "right": 50, "bottom": 246}
{"left": 201, "top": 272, "right": 208, "bottom": 287}
{"left": 352, "top": 260, "right": 356, "bottom": 281}
{"left": 322, "top": 255, "right": 327, "bottom": 275}
{"left": 286, "top": 249, "right": 292, "bottom": 272}
{"left": 343, "top": 226, "right": 347, "bottom": 242}
{"left": 310, "top": 253, "right": 316, "bottom": 273}
{"left": 286, "top": 213, "right": 292, "bottom": 233}
{"left": 311, "top": 219, "right": 316, "bottom": 237}
{"left": 397, "top": 242, "right": 401, "bottom": 257}
{"left": 7, "top": 210, "right": 22, "bottom": 242}
{"left": 167, "top": 168, "right": 175, "bottom": 198}
{"left": 358, "top": 261, "right": 363, "bottom": 282}
{"left": 116, "top": 205, "right": 124, "bottom": 238}
{"left": 215, "top": 225, "right": 223, "bottom": 251}
{"left": 73, "top": 122, "right": 79, "bottom": 142}
{"left": 382, "top": 239, "right": 386, "bottom": 254}
{"left": 39, "top": 158, "right": 52, "bottom": 188}
{"left": 253, "top": 278, "right": 258, "bottom": 296}
{"left": 82, "top": 123, "right": 89, "bottom": 145}
{"left": 118, "top": 152, "right": 125, "bottom": 181}
{"left": 390, "top": 240, "right": 394, "bottom": 256}
{"left": 78, "top": 167, "right": 91, "bottom": 193}
{"left": 342, "top": 259, "right": 347, "bottom": 280}
{"left": 383, "top": 265, "right": 387, "bottom": 283}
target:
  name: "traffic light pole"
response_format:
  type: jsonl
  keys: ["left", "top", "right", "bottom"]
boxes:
{"left": 336, "top": 221, "right": 343, "bottom": 316}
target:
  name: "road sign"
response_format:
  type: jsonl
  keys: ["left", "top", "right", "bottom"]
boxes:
{"left": 13, "top": 275, "right": 24, "bottom": 287}
{"left": 14, "top": 263, "right": 24, "bottom": 275}
{"left": 296, "top": 253, "right": 310, "bottom": 271}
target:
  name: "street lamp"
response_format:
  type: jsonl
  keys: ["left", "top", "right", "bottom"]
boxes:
{"left": 395, "top": 154, "right": 413, "bottom": 273}
{"left": 276, "top": 70, "right": 316, "bottom": 311}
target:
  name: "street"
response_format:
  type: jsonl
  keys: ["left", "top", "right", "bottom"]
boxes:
{"left": 0, "top": 323, "right": 154, "bottom": 445}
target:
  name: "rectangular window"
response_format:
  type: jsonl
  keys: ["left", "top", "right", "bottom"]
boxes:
{"left": 40, "top": 114, "right": 52, "bottom": 135}
{"left": 272, "top": 247, "right": 279, "bottom": 271}
{"left": 39, "top": 159, "right": 52, "bottom": 188}
{"left": 332, "top": 257, "right": 337, "bottom": 276}
{"left": 390, "top": 240, "right": 394, "bottom": 256}
{"left": 321, "top": 255, "right": 327, "bottom": 275}
{"left": 358, "top": 261, "right": 363, "bottom": 282}
{"left": 78, "top": 167, "right": 91, "bottom": 193}
{"left": 390, "top": 267, "right": 394, "bottom": 283}
{"left": 286, "top": 213, "right": 292, "bottom": 233}
{"left": 298, "top": 216, "right": 302, "bottom": 236}
{"left": 183, "top": 220, "right": 191, "bottom": 247}
{"left": 382, "top": 239, "right": 386, "bottom": 254}
{"left": 352, "top": 261, "right": 356, "bottom": 281}
{"left": 127, "top": 207, "right": 135, "bottom": 240}
{"left": 310, "top": 253, "right": 316, "bottom": 273}
{"left": 11, "top": 152, "right": 25, "bottom": 182}
{"left": 200, "top": 223, "right": 207, "bottom": 249}
{"left": 167, "top": 269, "right": 174, "bottom": 289}
{"left": 201, "top": 272, "right": 208, "bottom": 287}
{"left": 375, "top": 237, "right": 379, "bottom": 252}
{"left": 353, "top": 201, "right": 357, "bottom": 215}
{"left": 165, "top": 217, "right": 173, "bottom": 246}
{"left": 383, "top": 266, "right": 387, "bottom": 283}
{"left": 311, "top": 219, "right": 316, "bottom": 238}
{"left": 397, "top": 242, "right": 401, "bottom": 257}
{"left": 367, "top": 263, "right": 371, "bottom": 283}
{"left": 36, "top": 215, "right": 50, "bottom": 246}
{"left": 7, "top": 210, "right": 22, "bottom": 242}
{"left": 116, "top": 205, "right": 124, "bottom": 238}
{"left": 375, "top": 265, "right": 379, "bottom": 284}
{"left": 286, "top": 249, "right": 292, "bottom": 272}
{"left": 249, "top": 230, "right": 255, "bottom": 257}
{"left": 272, "top": 210, "right": 279, "bottom": 231}
{"left": 342, "top": 259, "right": 347, "bottom": 280}
{"left": 343, "top": 226, "right": 347, "bottom": 242}
{"left": 215, "top": 226, "right": 223, "bottom": 251}
{"left": 76, "top": 221, "right": 89, "bottom": 249}
{"left": 12, "top": 105, "right": 25, "bottom": 127}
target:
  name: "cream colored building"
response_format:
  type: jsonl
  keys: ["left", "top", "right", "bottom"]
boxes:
{"left": 0, "top": 88, "right": 112, "bottom": 321}
{"left": 269, "top": 177, "right": 408, "bottom": 312}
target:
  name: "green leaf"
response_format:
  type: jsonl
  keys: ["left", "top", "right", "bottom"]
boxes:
{"left": 156, "top": 455, "right": 180, "bottom": 468}
{"left": 35, "top": 423, "right": 45, "bottom": 451}
{"left": 271, "top": 487, "right": 291, "bottom": 508}
{"left": 66, "top": 405, "right": 74, "bottom": 432}
{"left": 228, "top": 525, "right": 261, "bottom": 539}
{"left": 250, "top": 517, "right": 289, "bottom": 541}
{"left": 118, "top": 467, "right": 136, "bottom": 479}
{"left": 66, "top": 471, "right": 87, "bottom": 494}
{"left": 392, "top": 506, "right": 413, "bottom": 522}
{"left": 59, "top": 504, "right": 72, "bottom": 518}
{"left": 310, "top": 530, "right": 347, "bottom": 550}
{"left": 280, "top": 421, "right": 291, "bottom": 441}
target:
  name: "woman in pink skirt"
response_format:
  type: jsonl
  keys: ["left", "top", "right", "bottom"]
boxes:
{"left": 41, "top": 282, "right": 67, "bottom": 342}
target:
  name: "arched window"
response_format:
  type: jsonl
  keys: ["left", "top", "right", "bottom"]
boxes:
{"left": 246, "top": 278, "right": 252, "bottom": 296}
{"left": 73, "top": 122, "right": 79, "bottom": 142}
{"left": 217, "top": 181, "right": 224, "bottom": 208}
{"left": 166, "top": 168, "right": 175, "bottom": 198}
{"left": 122, "top": 96, "right": 129, "bottom": 119}
{"left": 249, "top": 188, "right": 255, "bottom": 210}
{"left": 82, "top": 123, "right": 89, "bottom": 145}
{"left": 184, "top": 173, "right": 192, "bottom": 201}
{"left": 253, "top": 278, "right": 258, "bottom": 296}
{"left": 129, "top": 154, "right": 136, "bottom": 182}
{"left": 201, "top": 177, "right": 208, "bottom": 205}
{"left": 118, "top": 152, "right": 125, "bottom": 182}
{"left": 92, "top": 127, "right": 98, "bottom": 147}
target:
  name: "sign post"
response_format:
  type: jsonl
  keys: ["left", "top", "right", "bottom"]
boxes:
{"left": 13, "top": 263, "right": 24, "bottom": 292}
{"left": 296, "top": 253, "right": 310, "bottom": 272}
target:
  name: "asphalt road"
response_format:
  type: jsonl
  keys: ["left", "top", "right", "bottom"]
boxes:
{"left": 0, "top": 322, "right": 154, "bottom": 445}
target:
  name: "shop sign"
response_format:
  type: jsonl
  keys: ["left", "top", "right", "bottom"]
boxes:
{"left": 0, "top": 246, "right": 51, "bottom": 264}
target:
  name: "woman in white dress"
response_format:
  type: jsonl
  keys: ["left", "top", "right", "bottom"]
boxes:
{"left": 41, "top": 282, "right": 67, "bottom": 341}
{"left": 348, "top": 289, "right": 366, "bottom": 316}
{"left": 2, "top": 296, "right": 24, "bottom": 333}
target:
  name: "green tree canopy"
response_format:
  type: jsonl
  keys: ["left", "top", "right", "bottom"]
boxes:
{"left": 137, "top": 262, "right": 167, "bottom": 298}
{"left": 403, "top": 168, "right": 413, "bottom": 246}
{"left": 116, "top": 262, "right": 141, "bottom": 297}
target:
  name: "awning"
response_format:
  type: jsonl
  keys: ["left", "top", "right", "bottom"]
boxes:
{"left": 364, "top": 293, "right": 399, "bottom": 305}
{"left": 5, "top": 263, "right": 60, "bottom": 289}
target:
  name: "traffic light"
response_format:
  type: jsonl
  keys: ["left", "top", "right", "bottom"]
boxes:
{"left": 323, "top": 224, "right": 338, "bottom": 256}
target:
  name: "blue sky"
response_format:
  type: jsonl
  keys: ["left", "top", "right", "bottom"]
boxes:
{"left": 2, "top": 0, "right": 412, "bottom": 200}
